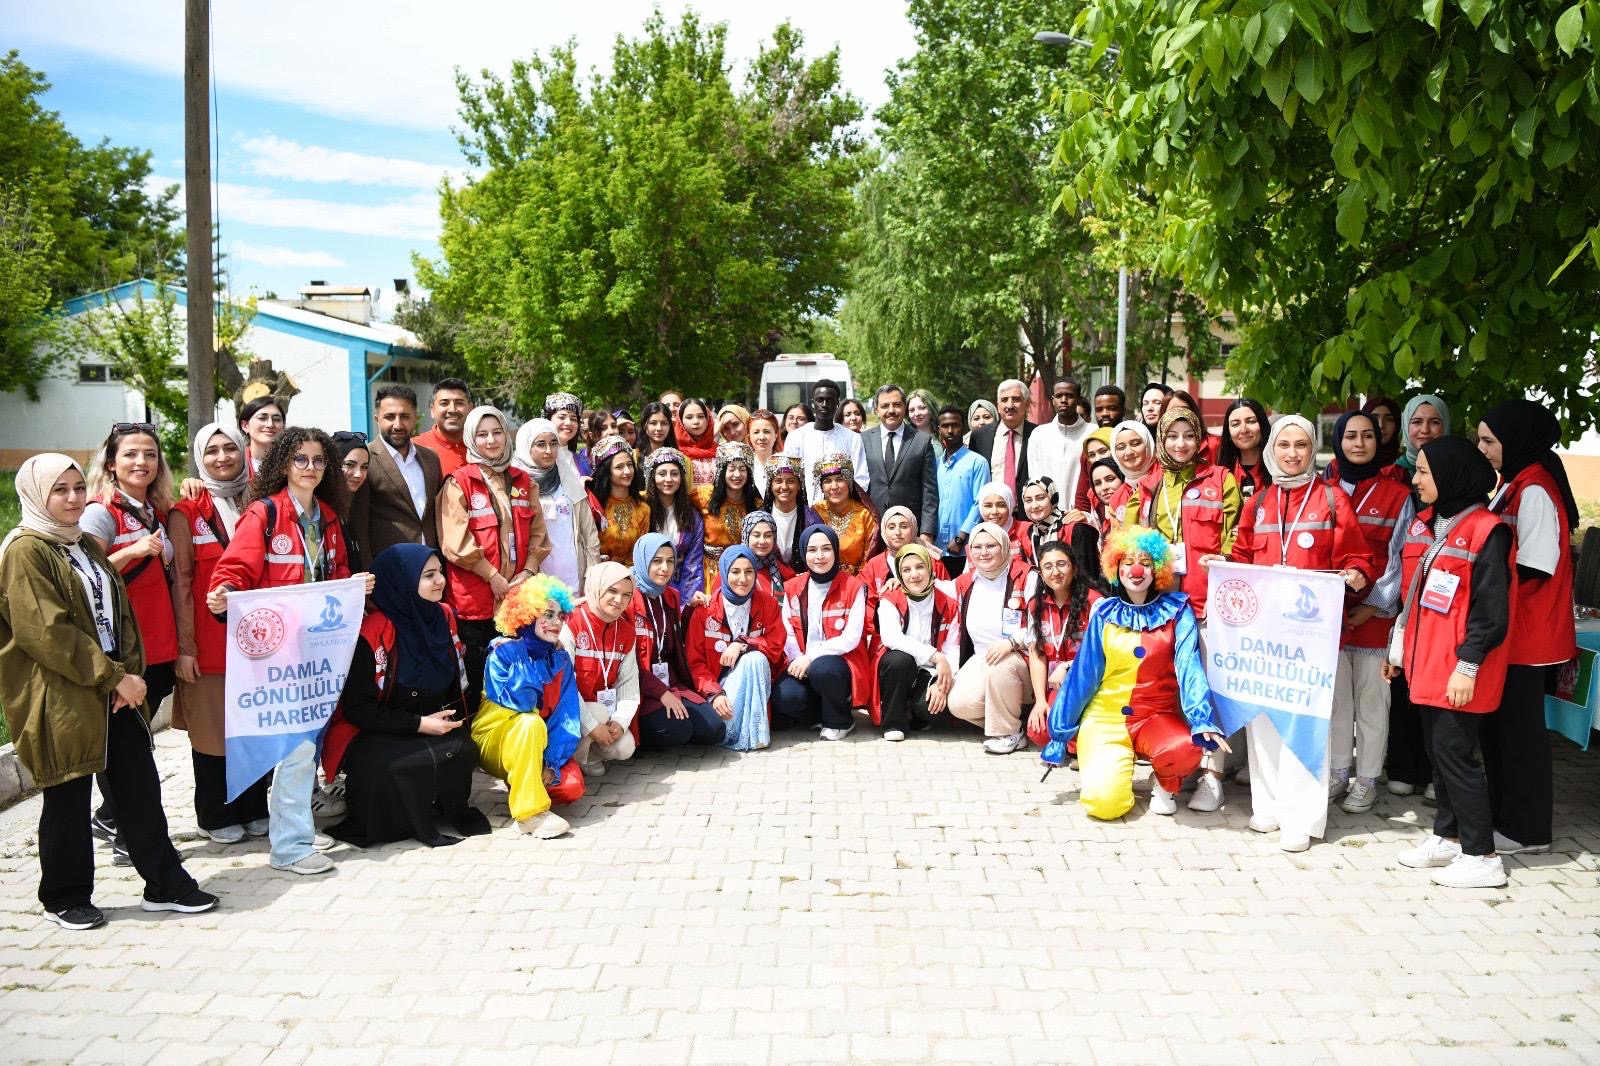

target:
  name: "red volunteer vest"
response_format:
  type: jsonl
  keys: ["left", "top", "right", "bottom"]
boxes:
{"left": 1492, "top": 465, "right": 1576, "bottom": 666}
{"left": 104, "top": 495, "right": 178, "bottom": 664}
{"left": 567, "top": 602, "right": 636, "bottom": 701}
{"left": 171, "top": 494, "right": 232, "bottom": 673}
{"left": 211, "top": 490, "right": 351, "bottom": 592}
{"left": 1136, "top": 462, "right": 1233, "bottom": 619}
{"left": 445, "top": 465, "right": 536, "bottom": 621}
{"left": 630, "top": 585, "right": 684, "bottom": 685}
{"left": 955, "top": 557, "right": 1036, "bottom": 662}
{"left": 1338, "top": 474, "right": 1412, "bottom": 649}
{"left": 685, "top": 588, "right": 786, "bottom": 698}
{"left": 1236, "top": 482, "right": 1375, "bottom": 583}
{"left": 874, "top": 587, "right": 960, "bottom": 669}
{"left": 783, "top": 570, "right": 871, "bottom": 707}
{"left": 1398, "top": 506, "right": 1515, "bottom": 712}
{"left": 1035, "top": 589, "right": 1103, "bottom": 678}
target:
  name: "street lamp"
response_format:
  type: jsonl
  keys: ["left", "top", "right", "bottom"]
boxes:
{"left": 1035, "top": 30, "right": 1128, "bottom": 392}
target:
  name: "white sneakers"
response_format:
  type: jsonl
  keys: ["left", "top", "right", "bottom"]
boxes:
{"left": 882, "top": 729, "right": 906, "bottom": 743}
{"left": 199, "top": 824, "right": 246, "bottom": 844}
{"left": 1187, "top": 774, "right": 1224, "bottom": 812}
{"left": 1328, "top": 769, "right": 1350, "bottom": 799}
{"left": 310, "top": 777, "right": 346, "bottom": 818}
{"left": 271, "top": 852, "right": 333, "bottom": 876}
{"left": 820, "top": 723, "right": 856, "bottom": 742}
{"left": 1341, "top": 778, "right": 1378, "bottom": 813}
{"left": 1397, "top": 834, "right": 1460, "bottom": 868}
{"left": 1247, "top": 814, "right": 1279, "bottom": 834}
{"left": 1430, "top": 853, "right": 1508, "bottom": 889}
{"left": 982, "top": 732, "right": 1027, "bottom": 755}
{"left": 1279, "top": 833, "right": 1310, "bottom": 853}
{"left": 1493, "top": 831, "right": 1550, "bottom": 855}
{"left": 1148, "top": 783, "right": 1177, "bottom": 816}
{"left": 518, "top": 811, "right": 571, "bottom": 839}
{"left": 584, "top": 760, "right": 607, "bottom": 778}
{"left": 1386, "top": 779, "right": 1417, "bottom": 796}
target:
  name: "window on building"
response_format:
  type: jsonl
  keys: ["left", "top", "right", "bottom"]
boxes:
{"left": 77, "top": 364, "right": 124, "bottom": 383}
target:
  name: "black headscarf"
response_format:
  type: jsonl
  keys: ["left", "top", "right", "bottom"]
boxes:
{"left": 1418, "top": 436, "right": 1496, "bottom": 520}
{"left": 370, "top": 544, "right": 459, "bottom": 693}
{"left": 1328, "top": 410, "right": 1384, "bottom": 485}
{"left": 1362, "top": 396, "right": 1404, "bottom": 466}
{"left": 1482, "top": 399, "right": 1579, "bottom": 527}
{"left": 800, "top": 523, "right": 841, "bottom": 583}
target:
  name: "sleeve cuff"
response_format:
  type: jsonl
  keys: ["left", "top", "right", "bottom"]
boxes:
{"left": 1454, "top": 659, "right": 1480, "bottom": 678}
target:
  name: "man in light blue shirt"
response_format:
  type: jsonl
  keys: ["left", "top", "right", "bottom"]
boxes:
{"left": 934, "top": 403, "right": 989, "bottom": 578}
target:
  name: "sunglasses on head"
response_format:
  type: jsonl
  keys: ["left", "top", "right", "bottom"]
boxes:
{"left": 331, "top": 430, "right": 368, "bottom": 444}
{"left": 112, "top": 422, "right": 158, "bottom": 436}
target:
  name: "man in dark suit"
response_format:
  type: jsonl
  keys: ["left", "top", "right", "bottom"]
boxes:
{"left": 862, "top": 383, "right": 939, "bottom": 546}
{"left": 353, "top": 383, "right": 442, "bottom": 559}
{"left": 965, "top": 379, "right": 1036, "bottom": 511}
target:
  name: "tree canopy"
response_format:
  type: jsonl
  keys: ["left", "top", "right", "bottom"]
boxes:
{"left": 418, "top": 12, "right": 866, "bottom": 406}
{"left": 1054, "top": 0, "right": 1600, "bottom": 429}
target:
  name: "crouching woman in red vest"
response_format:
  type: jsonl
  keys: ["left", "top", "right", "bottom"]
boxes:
{"left": 1387, "top": 436, "right": 1516, "bottom": 890}
{"left": 560, "top": 562, "right": 641, "bottom": 776}
{"left": 474, "top": 575, "right": 584, "bottom": 839}
{"left": 685, "top": 545, "right": 786, "bottom": 751}
{"left": 440, "top": 406, "right": 551, "bottom": 718}
{"left": 323, "top": 545, "right": 489, "bottom": 849}
{"left": 875, "top": 543, "right": 960, "bottom": 742}
{"left": 776, "top": 524, "right": 871, "bottom": 741}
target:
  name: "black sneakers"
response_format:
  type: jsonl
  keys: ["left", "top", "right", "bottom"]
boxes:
{"left": 45, "top": 904, "right": 107, "bottom": 930}
{"left": 140, "top": 889, "right": 220, "bottom": 914}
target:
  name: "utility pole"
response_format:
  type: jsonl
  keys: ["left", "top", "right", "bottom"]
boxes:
{"left": 184, "top": 0, "right": 214, "bottom": 471}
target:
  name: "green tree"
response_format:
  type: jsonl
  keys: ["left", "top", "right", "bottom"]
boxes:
{"left": 839, "top": 0, "right": 1215, "bottom": 405}
{"left": 418, "top": 12, "right": 865, "bottom": 406}
{"left": 0, "top": 187, "right": 58, "bottom": 398}
{"left": 1055, "top": 0, "right": 1600, "bottom": 428}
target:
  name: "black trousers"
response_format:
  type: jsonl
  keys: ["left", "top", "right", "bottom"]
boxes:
{"left": 877, "top": 650, "right": 933, "bottom": 733}
{"left": 1417, "top": 702, "right": 1494, "bottom": 857}
{"left": 773, "top": 655, "right": 854, "bottom": 729}
{"left": 96, "top": 660, "right": 176, "bottom": 826}
{"left": 40, "top": 707, "right": 197, "bottom": 911}
{"left": 456, "top": 617, "right": 499, "bottom": 721}
{"left": 1482, "top": 663, "right": 1554, "bottom": 847}
{"left": 637, "top": 692, "right": 726, "bottom": 749}
{"left": 1384, "top": 672, "right": 1433, "bottom": 788}
{"left": 191, "top": 751, "right": 270, "bottom": 831}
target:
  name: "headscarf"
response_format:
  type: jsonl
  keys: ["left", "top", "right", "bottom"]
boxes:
{"left": 1089, "top": 457, "right": 1125, "bottom": 504}
{"left": 6, "top": 453, "right": 85, "bottom": 550}
{"left": 1482, "top": 398, "right": 1579, "bottom": 526}
{"left": 1362, "top": 396, "right": 1404, "bottom": 466}
{"left": 1084, "top": 424, "right": 1114, "bottom": 457}
{"left": 463, "top": 405, "right": 512, "bottom": 473}
{"left": 967, "top": 521, "right": 1012, "bottom": 580}
{"left": 516, "top": 417, "right": 563, "bottom": 496}
{"left": 1263, "top": 414, "right": 1319, "bottom": 489}
{"left": 494, "top": 573, "right": 575, "bottom": 661}
{"left": 582, "top": 560, "right": 634, "bottom": 617}
{"left": 715, "top": 440, "right": 755, "bottom": 482}
{"left": 1022, "top": 475, "right": 1067, "bottom": 543}
{"left": 741, "top": 510, "right": 783, "bottom": 587}
{"left": 1399, "top": 393, "right": 1451, "bottom": 471}
{"left": 892, "top": 542, "right": 936, "bottom": 601}
{"left": 589, "top": 435, "right": 633, "bottom": 483}
{"left": 673, "top": 401, "right": 718, "bottom": 462}
{"left": 879, "top": 505, "right": 918, "bottom": 550}
{"left": 1328, "top": 410, "right": 1384, "bottom": 486}
{"left": 800, "top": 523, "right": 841, "bottom": 583}
{"left": 1154, "top": 406, "right": 1205, "bottom": 472}
{"left": 967, "top": 399, "right": 998, "bottom": 428}
{"left": 718, "top": 545, "right": 758, "bottom": 605}
{"left": 631, "top": 532, "right": 674, "bottom": 598}
{"left": 370, "top": 545, "right": 459, "bottom": 693}
{"left": 1419, "top": 436, "right": 1497, "bottom": 519}
{"left": 192, "top": 422, "right": 249, "bottom": 535}
{"left": 1111, "top": 420, "right": 1156, "bottom": 480}
{"left": 716, "top": 404, "right": 751, "bottom": 442}
{"left": 978, "top": 482, "right": 1016, "bottom": 532}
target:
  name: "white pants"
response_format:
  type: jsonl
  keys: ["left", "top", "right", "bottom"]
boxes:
{"left": 1329, "top": 649, "right": 1390, "bottom": 780}
{"left": 1247, "top": 714, "right": 1329, "bottom": 839}
{"left": 576, "top": 699, "right": 637, "bottom": 768}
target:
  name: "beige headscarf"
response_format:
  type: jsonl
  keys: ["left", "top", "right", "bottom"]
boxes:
{"left": 464, "top": 406, "right": 513, "bottom": 473}
{"left": 192, "top": 422, "right": 250, "bottom": 535}
{"left": 966, "top": 520, "right": 1012, "bottom": 580}
{"left": 5, "top": 453, "right": 86, "bottom": 552}
{"left": 582, "top": 560, "right": 634, "bottom": 619}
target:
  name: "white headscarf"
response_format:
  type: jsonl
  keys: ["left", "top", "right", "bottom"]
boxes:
{"left": 1111, "top": 420, "right": 1157, "bottom": 480}
{"left": 4, "top": 453, "right": 85, "bottom": 554}
{"left": 464, "top": 406, "right": 512, "bottom": 473}
{"left": 1263, "top": 414, "right": 1319, "bottom": 489}
{"left": 192, "top": 422, "right": 250, "bottom": 535}
{"left": 516, "top": 417, "right": 585, "bottom": 501}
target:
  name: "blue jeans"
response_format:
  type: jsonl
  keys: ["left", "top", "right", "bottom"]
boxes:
{"left": 268, "top": 740, "right": 318, "bottom": 866}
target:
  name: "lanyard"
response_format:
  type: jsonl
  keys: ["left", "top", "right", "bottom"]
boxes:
{"left": 578, "top": 609, "right": 623, "bottom": 688}
{"left": 1158, "top": 477, "right": 1185, "bottom": 545}
{"left": 66, "top": 547, "right": 115, "bottom": 650}
{"left": 297, "top": 508, "right": 323, "bottom": 583}
{"left": 1274, "top": 484, "right": 1316, "bottom": 567}
{"left": 1041, "top": 598, "right": 1070, "bottom": 658}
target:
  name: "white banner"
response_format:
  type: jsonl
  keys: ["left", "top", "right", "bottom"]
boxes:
{"left": 223, "top": 577, "right": 366, "bottom": 800}
{"left": 1205, "top": 561, "right": 1345, "bottom": 777}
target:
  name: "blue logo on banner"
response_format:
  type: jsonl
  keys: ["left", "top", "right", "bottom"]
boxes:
{"left": 1283, "top": 583, "right": 1321, "bottom": 623}
{"left": 307, "top": 596, "right": 347, "bottom": 632}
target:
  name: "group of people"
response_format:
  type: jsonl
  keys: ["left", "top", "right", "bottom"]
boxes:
{"left": 0, "top": 373, "right": 1574, "bottom": 930}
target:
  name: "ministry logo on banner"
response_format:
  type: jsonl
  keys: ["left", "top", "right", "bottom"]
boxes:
{"left": 223, "top": 577, "right": 366, "bottom": 801}
{"left": 1205, "top": 561, "right": 1345, "bottom": 778}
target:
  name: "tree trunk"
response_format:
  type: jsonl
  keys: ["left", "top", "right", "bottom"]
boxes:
{"left": 184, "top": 0, "right": 214, "bottom": 473}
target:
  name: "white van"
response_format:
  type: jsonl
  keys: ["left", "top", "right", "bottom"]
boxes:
{"left": 756, "top": 353, "right": 854, "bottom": 414}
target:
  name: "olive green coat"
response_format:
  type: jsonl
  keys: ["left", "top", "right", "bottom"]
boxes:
{"left": 0, "top": 531, "right": 149, "bottom": 788}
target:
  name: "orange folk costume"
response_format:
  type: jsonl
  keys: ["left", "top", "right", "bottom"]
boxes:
{"left": 805, "top": 452, "right": 881, "bottom": 577}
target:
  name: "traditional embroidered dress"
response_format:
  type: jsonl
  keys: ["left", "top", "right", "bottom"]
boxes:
{"left": 596, "top": 496, "right": 651, "bottom": 565}
{"left": 806, "top": 452, "right": 880, "bottom": 576}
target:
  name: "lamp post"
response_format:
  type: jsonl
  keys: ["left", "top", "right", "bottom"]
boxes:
{"left": 1034, "top": 31, "right": 1127, "bottom": 391}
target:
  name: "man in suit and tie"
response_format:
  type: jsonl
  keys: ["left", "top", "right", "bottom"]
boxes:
{"left": 353, "top": 383, "right": 442, "bottom": 559}
{"left": 862, "top": 383, "right": 939, "bottom": 547}
{"left": 965, "top": 379, "right": 1036, "bottom": 513}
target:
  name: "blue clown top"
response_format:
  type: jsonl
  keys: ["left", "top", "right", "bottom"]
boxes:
{"left": 483, "top": 634, "right": 583, "bottom": 773}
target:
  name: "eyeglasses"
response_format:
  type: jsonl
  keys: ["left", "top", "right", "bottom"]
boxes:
{"left": 291, "top": 455, "right": 329, "bottom": 470}
{"left": 331, "top": 430, "right": 368, "bottom": 444}
{"left": 112, "top": 422, "right": 158, "bottom": 436}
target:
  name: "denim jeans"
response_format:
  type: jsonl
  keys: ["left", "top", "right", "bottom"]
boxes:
{"left": 268, "top": 740, "right": 318, "bottom": 866}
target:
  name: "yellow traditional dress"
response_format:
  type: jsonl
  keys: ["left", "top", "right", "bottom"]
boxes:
{"left": 808, "top": 500, "right": 879, "bottom": 576}
{"left": 702, "top": 501, "right": 750, "bottom": 593}
{"left": 596, "top": 496, "right": 650, "bottom": 564}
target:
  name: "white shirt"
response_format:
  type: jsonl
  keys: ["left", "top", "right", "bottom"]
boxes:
{"left": 381, "top": 437, "right": 428, "bottom": 519}
{"left": 771, "top": 504, "right": 800, "bottom": 563}
{"left": 1495, "top": 481, "right": 1560, "bottom": 575}
{"left": 876, "top": 595, "right": 960, "bottom": 673}
{"left": 784, "top": 423, "right": 870, "bottom": 501}
{"left": 725, "top": 599, "right": 751, "bottom": 639}
{"left": 540, "top": 484, "right": 579, "bottom": 590}
{"left": 963, "top": 568, "right": 1036, "bottom": 651}
{"left": 1027, "top": 418, "right": 1094, "bottom": 510}
{"left": 988, "top": 422, "right": 1026, "bottom": 482}
{"left": 65, "top": 541, "right": 117, "bottom": 652}
{"left": 781, "top": 581, "right": 865, "bottom": 661}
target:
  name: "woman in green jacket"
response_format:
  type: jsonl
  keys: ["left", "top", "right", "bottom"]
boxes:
{"left": 0, "top": 454, "right": 216, "bottom": 930}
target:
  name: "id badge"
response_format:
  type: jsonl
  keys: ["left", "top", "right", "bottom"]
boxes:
{"left": 651, "top": 663, "right": 669, "bottom": 685}
{"left": 1170, "top": 541, "right": 1188, "bottom": 576}
{"left": 598, "top": 687, "right": 618, "bottom": 710}
{"left": 1002, "top": 608, "right": 1024, "bottom": 636}
{"left": 1420, "top": 569, "right": 1460, "bottom": 613}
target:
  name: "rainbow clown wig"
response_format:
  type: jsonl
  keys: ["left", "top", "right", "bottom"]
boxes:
{"left": 494, "top": 573, "right": 576, "bottom": 637}
{"left": 1100, "top": 525, "right": 1179, "bottom": 592}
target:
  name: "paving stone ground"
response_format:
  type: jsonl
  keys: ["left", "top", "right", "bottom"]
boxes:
{"left": 1, "top": 721, "right": 1597, "bottom": 1065}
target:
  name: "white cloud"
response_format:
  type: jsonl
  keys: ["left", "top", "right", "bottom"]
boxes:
{"left": 153, "top": 176, "right": 438, "bottom": 240}
{"left": 230, "top": 241, "right": 348, "bottom": 269}
{"left": 239, "top": 134, "right": 466, "bottom": 189}
{"left": 12, "top": 1, "right": 914, "bottom": 132}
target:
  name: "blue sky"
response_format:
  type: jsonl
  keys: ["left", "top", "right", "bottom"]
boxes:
{"left": 12, "top": 2, "right": 916, "bottom": 317}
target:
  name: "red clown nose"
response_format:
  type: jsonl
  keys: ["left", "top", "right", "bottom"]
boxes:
{"left": 1125, "top": 564, "right": 1149, "bottom": 581}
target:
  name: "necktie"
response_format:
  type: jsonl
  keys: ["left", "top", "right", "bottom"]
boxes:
{"left": 1003, "top": 428, "right": 1016, "bottom": 489}
{"left": 884, "top": 428, "right": 896, "bottom": 471}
